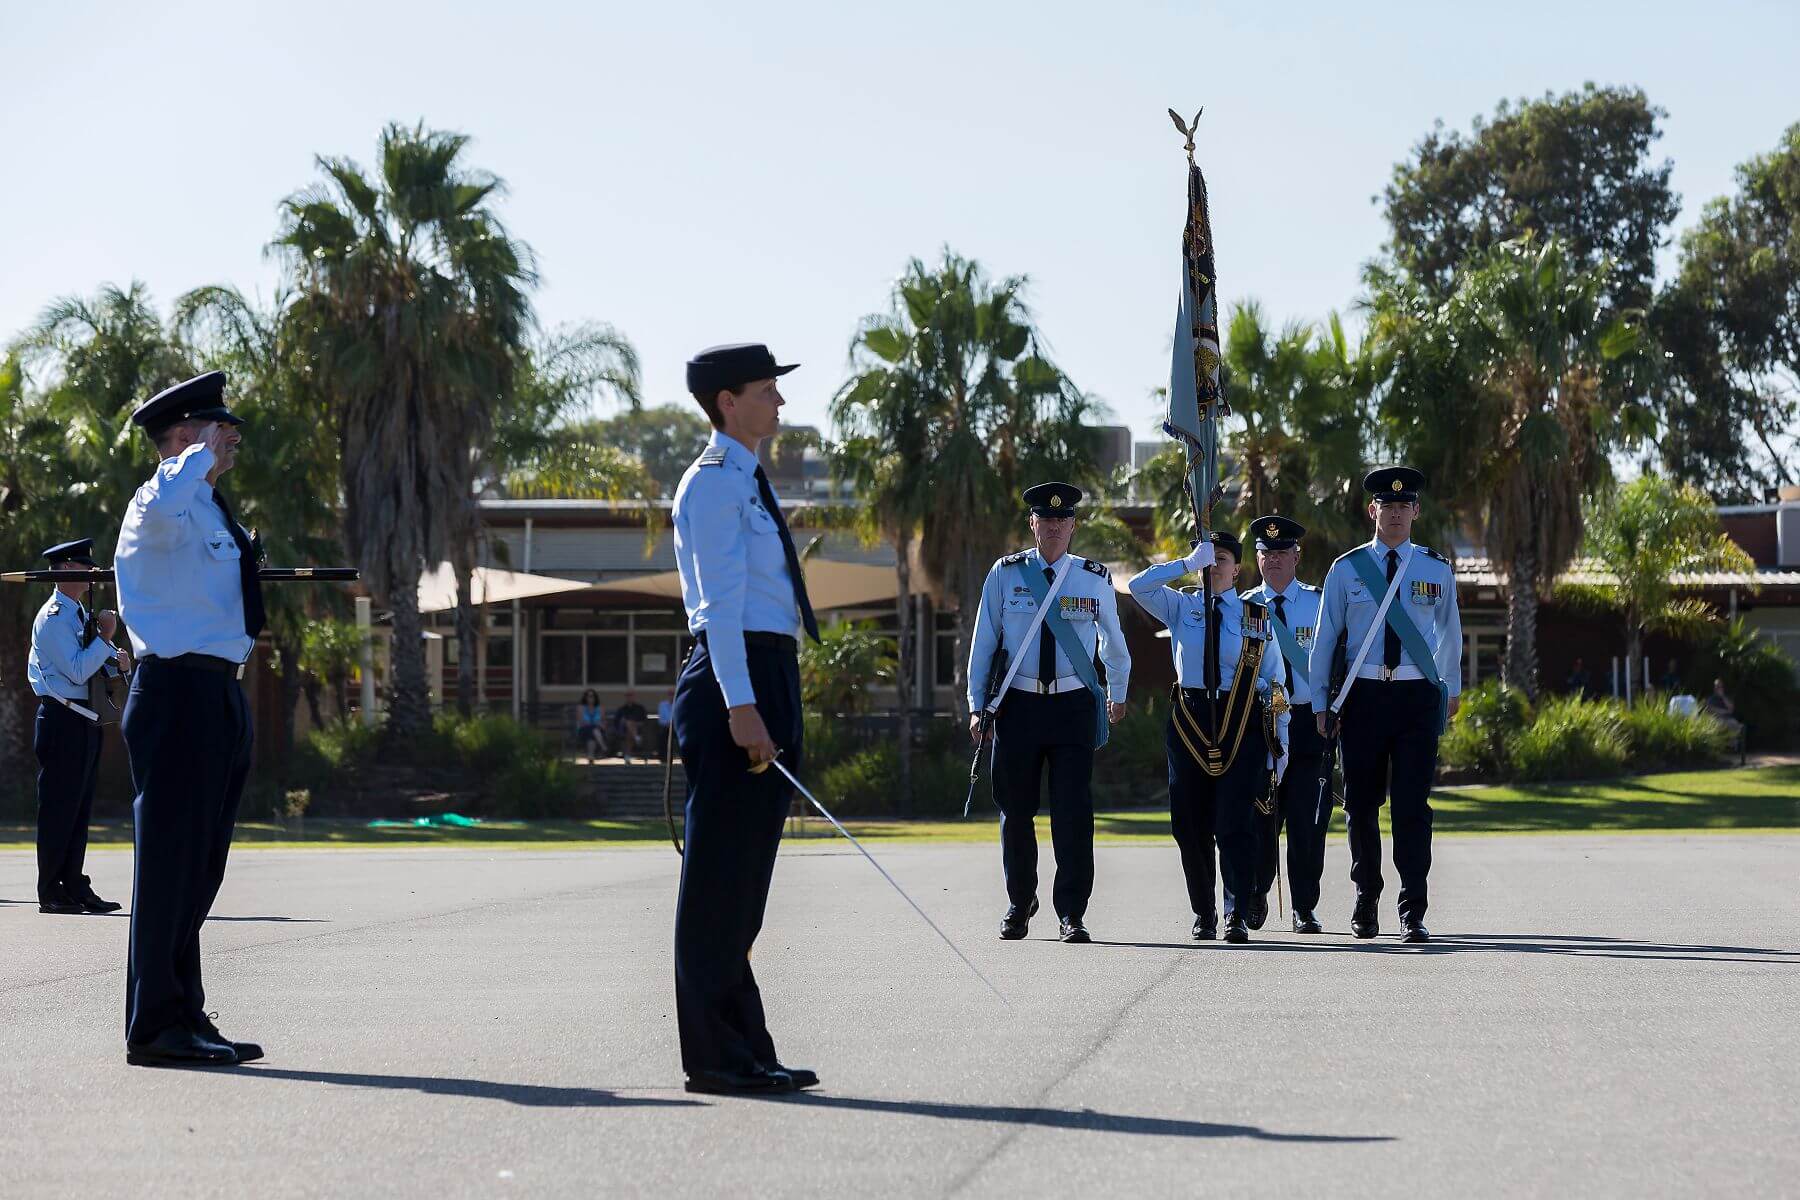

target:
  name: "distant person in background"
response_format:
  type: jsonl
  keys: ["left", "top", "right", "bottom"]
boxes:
{"left": 1659, "top": 659, "right": 1682, "bottom": 693}
{"left": 616, "top": 690, "right": 648, "bottom": 764}
{"left": 657, "top": 690, "right": 675, "bottom": 761}
{"left": 1564, "top": 658, "right": 1591, "bottom": 696}
{"left": 1704, "top": 678, "right": 1735, "bottom": 719}
{"left": 575, "top": 689, "right": 606, "bottom": 758}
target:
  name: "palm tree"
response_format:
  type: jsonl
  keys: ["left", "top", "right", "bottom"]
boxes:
{"left": 833, "top": 250, "right": 1101, "bottom": 728}
{"left": 1566, "top": 476, "right": 1756, "bottom": 676}
{"left": 1367, "top": 237, "right": 1648, "bottom": 698}
{"left": 273, "top": 123, "right": 537, "bottom": 738}
{"left": 1220, "top": 303, "right": 1374, "bottom": 573}
{"left": 173, "top": 284, "right": 350, "bottom": 757}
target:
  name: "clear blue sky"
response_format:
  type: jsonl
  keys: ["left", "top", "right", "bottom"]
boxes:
{"left": 5, "top": 1, "right": 1797, "bottom": 441}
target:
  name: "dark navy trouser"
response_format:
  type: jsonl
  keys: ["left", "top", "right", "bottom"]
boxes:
{"left": 34, "top": 699, "right": 103, "bottom": 901}
{"left": 1338, "top": 678, "right": 1439, "bottom": 923}
{"left": 122, "top": 658, "right": 252, "bottom": 1045}
{"left": 1168, "top": 694, "right": 1266, "bottom": 922}
{"left": 671, "top": 634, "right": 802, "bottom": 1077}
{"left": 1256, "top": 702, "right": 1333, "bottom": 913}
{"left": 992, "top": 688, "right": 1096, "bottom": 923}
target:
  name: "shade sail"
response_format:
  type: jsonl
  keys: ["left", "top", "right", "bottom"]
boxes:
{"left": 416, "top": 563, "right": 593, "bottom": 614}
{"left": 579, "top": 559, "right": 917, "bottom": 611}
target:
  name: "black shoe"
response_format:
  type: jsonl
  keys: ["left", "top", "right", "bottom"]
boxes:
{"left": 193, "top": 1013, "right": 264, "bottom": 1063}
{"left": 69, "top": 878, "right": 122, "bottom": 914}
{"left": 1292, "top": 910, "right": 1323, "bottom": 934}
{"left": 126, "top": 1026, "right": 237, "bottom": 1068}
{"left": 1223, "top": 915, "right": 1250, "bottom": 943}
{"left": 39, "top": 896, "right": 85, "bottom": 914}
{"left": 1247, "top": 894, "right": 1269, "bottom": 931}
{"left": 1192, "top": 915, "right": 1217, "bottom": 942}
{"left": 1350, "top": 897, "right": 1379, "bottom": 940}
{"left": 770, "top": 1063, "right": 820, "bottom": 1089}
{"left": 684, "top": 1067, "right": 796, "bottom": 1095}
{"left": 1401, "top": 921, "right": 1431, "bottom": 944}
{"left": 999, "top": 898, "right": 1039, "bottom": 940}
{"left": 1058, "top": 917, "right": 1091, "bottom": 944}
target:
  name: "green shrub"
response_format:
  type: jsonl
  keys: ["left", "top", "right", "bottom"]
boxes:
{"left": 815, "top": 743, "right": 901, "bottom": 816}
{"left": 1507, "top": 696, "right": 1630, "bottom": 782}
{"left": 1440, "top": 682, "right": 1531, "bottom": 776}
{"left": 1619, "top": 699, "right": 1732, "bottom": 770}
{"left": 305, "top": 718, "right": 383, "bottom": 769}
{"left": 1694, "top": 618, "right": 1800, "bottom": 749}
{"left": 490, "top": 755, "right": 583, "bottom": 819}
{"left": 436, "top": 712, "right": 549, "bottom": 778}
{"left": 1094, "top": 692, "right": 1172, "bottom": 806}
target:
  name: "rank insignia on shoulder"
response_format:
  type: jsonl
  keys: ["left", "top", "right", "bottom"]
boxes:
{"left": 1420, "top": 546, "right": 1449, "bottom": 564}
{"left": 1081, "top": 558, "right": 1110, "bottom": 579}
{"left": 1001, "top": 550, "right": 1031, "bottom": 566}
{"left": 697, "top": 445, "right": 728, "bottom": 467}
{"left": 1299, "top": 581, "right": 1322, "bottom": 592}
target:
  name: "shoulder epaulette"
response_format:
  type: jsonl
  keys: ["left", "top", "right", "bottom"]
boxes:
{"left": 1420, "top": 546, "right": 1450, "bottom": 564}
{"left": 697, "top": 445, "right": 728, "bottom": 468}
{"left": 1000, "top": 550, "right": 1031, "bottom": 566}
{"left": 1298, "top": 581, "right": 1322, "bottom": 592}
{"left": 1081, "top": 558, "right": 1110, "bottom": 580}
{"left": 45, "top": 597, "right": 63, "bottom": 615}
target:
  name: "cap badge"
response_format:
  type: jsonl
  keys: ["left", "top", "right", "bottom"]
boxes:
{"left": 1049, "top": 494, "right": 1062, "bottom": 508}
{"left": 1265, "top": 522, "right": 1280, "bottom": 538}
{"left": 1391, "top": 477, "right": 1404, "bottom": 492}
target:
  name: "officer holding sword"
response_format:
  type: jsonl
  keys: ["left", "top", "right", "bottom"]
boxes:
{"left": 967, "top": 482, "right": 1130, "bottom": 945}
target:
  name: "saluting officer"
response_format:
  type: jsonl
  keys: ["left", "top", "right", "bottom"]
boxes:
{"left": 116, "top": 371, "right": 266, "bottom": 1067}
{"left": 1240, "top": 515, "right": 1331, "bottom": 934}
{"left": 967, "top": 482, "right": 1130, "bottom": 945}
{"left": 670, "top": 343, "right": 821, "bottom": 1096}
{"left": 1308, "top": 467, "right": 1461, "bottom": 944}
{"left": 27, "top": 538, "right": 130, "bottom": 915}
{"left": 1129, "top": 531, "right": 1288, "bottom": 943}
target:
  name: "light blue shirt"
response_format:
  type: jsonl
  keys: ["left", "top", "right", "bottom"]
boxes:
{"left": 27, "top": 592, "right": 116, "bottom": 701}
{"left": 966, "top": 548, "right": 1130, "bottom": 710}
{"left": 115, "top": 443, "right": 255, "bottom": 664}
{"left": 1239, "top": 577, "right": 1323, "bottom": 708}
{"left": 672, "top": 430, "right": 801, "bottom": 708}
{"left": 1307, "top": 537, "right": 1463, "bottom": 706}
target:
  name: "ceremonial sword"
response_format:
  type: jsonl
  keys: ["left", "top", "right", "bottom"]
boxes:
{"left": 1, "top": 567, "right": 361, "bottom": 584}
{"left": 753, "top": 752, "right": 1009, "bottom": 1008}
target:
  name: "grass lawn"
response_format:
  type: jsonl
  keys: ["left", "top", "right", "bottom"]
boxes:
{"left": 3, "top": 765, "right": 1795, "bottom": 850}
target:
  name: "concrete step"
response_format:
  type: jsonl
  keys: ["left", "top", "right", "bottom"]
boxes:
{"left": 571, "top": 761, "right": 685, "bottom": 820}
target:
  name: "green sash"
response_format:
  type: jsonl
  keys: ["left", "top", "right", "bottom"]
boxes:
{"left": 1017, "top": 559, "right": 1109, "bottom": 749}
{"left": 1347, "top": 549, "right": 1449, "bottom": 734}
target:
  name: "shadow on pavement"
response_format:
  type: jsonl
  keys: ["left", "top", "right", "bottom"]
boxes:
{"left": 1092, "top": 933, "right": 1798, "bottom": 965}
{"left": 205, "top": 916, "right": 329, "bottom": 923}
{"left": 770, "top": 1094, "right": 1392, "bottom": 1142}
{"left": 236, "top": 1067, "right": 702, "bottom": 1108}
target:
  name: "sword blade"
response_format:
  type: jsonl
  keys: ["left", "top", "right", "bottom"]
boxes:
{"left": 769, "top": 760, "right": 1010, "bottom": 1008}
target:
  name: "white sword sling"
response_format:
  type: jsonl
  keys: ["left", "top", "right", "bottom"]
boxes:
{"left": 984, "top": 555, "right": 1077, "bottom": 712}
{"left": 1327, "top": 548, "right": 1411, "bottom": 718}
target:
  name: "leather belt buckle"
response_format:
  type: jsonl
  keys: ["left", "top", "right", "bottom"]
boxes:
{"left": 1380, "top": 666, "right": 1395, "bottom": 682}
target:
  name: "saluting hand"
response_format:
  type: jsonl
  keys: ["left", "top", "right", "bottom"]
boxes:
{"left": 727, "top": 704, "right": 778, "bottom": 768}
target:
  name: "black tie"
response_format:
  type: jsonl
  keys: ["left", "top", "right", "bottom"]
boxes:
{"left": 753, "top": 465, "right": 820, "bottom": 643}
{"left": 1384, "top": 548, "right": 1401, "bottom": 670}
{"left": 1206, "top": 595, "right": 1222, "bottom": 692}
{"left": 1038, "top": 567, "right": 1058, "bottom": 688}
{"left": 1274, "top": 593, "right": 1293, "bottom": 693}
{"left": 212, "top": 487, "right": 266, "bottom": 641}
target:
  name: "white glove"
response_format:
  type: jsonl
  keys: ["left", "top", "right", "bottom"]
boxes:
{"left": 1182, "top": 540, "right": 1216, "bottom": 573}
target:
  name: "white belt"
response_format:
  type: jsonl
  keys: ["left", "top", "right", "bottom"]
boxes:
{"left": 1356, "top": 664, "right": 1426, "bottom": 682}
{"left": 1011, "top": 677, "right": 1089, "bottom": 696}
{"left": 41, "top": 693, "right": 100, "bottom": 721}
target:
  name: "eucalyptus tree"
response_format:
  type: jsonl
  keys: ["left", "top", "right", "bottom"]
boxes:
{"left": 273, "top": 123, "right": 536, "bottom": 738}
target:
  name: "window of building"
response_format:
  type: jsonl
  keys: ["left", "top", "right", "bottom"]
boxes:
{"left": 934, "top": 610, "right": 960, "bottom": 688}
{"left": 586, "top": 635, "right": 629, "bottom": 684}
{"left": 535, "top": 610, "right": 696, "bottom": 688}
{"left": 541, "top": 634, "right": 583, "bottom": 685}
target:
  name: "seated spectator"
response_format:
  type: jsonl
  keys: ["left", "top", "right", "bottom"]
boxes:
{"left": 574, "top": 689, "right": 606, "bottom": 759}
{"left": 1565, "top": 657, "right": 1591, "bottom": 695}
{"left": 616, "top": 690, "right": 649, "bottom": 765}
{"left": 1703, "top": 678, "right": 1736, "bottom": 719}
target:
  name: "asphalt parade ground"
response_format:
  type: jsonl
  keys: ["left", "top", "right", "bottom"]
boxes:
{"left": 3, "top": 834, "right": 1796, "bottom": 1198}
